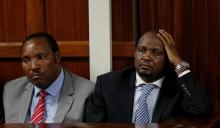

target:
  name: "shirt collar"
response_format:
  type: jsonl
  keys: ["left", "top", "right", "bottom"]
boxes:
{"left": 135, "top": 72, "right": 165, "bottom": 88}
{"left": 33, "top": 68, "right": 64, "bottom": 97}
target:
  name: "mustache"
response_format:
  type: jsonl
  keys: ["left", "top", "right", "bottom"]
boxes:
{"left": 139, "top": 61, "right": 152, "bottom": 66}
{"left": 31, "top": 72, "right": 42, "bottom": 77}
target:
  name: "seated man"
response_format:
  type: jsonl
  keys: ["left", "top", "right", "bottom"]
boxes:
{"left": 85, "top": 30, "right": 211, "bottom": 123}
{"left": 3, "top": 32, "right": 95, "bottom": 123}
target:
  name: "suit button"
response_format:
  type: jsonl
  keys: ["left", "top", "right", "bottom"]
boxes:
{"left": 181, "top": 84, "right": 186, "bottom": 88}
{"left": 187, "top": 91, "right": 191, "bottom": 96}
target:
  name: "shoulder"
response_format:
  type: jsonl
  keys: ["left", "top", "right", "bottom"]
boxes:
{"left": 98, "top": 66, "right": 136, "bottom": 81}
{"left": 65, "top": 69, "right": 94, "bottom": 84}
{"left": 63, "top": 69, "right": 95, "bottom": 89}
{"left": 4, "top": 76, "right": 30, "bottom": 92}
{"left": 96, "top": 67, "right": 136, "bottom": 88}
{"left": 3, "top": 76, "right": 31, "bottom": 103}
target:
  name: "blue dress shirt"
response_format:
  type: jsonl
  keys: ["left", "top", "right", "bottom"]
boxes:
{"left": 29, "top": 68, "right": 64, "bottom": 123}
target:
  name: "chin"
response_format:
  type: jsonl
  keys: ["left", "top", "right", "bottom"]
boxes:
{"left": 138, "top": 70, "right": 152, "bottom": 77}
{"left": 138, "top": 68, "right": 152, "bottom": 74}
{"left": 31, "top": 81, "right": 44, "bottom": 89}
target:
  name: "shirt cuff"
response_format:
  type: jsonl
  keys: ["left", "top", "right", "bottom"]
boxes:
{"left": 178, "top": 70, "right": 191, "bottom": 77}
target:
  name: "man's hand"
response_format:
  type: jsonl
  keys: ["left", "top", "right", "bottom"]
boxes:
{"left": 157, "top": 29, "right": 182, "bottom": 66}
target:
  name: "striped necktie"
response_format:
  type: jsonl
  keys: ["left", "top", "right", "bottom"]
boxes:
{"left": 135, "top": 84, "right": 156, "bottom": 123}
{"left": 31, "top": 90, "right": 47, "bottom": 123}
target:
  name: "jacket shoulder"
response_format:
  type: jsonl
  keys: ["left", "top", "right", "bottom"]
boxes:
{"left": 4, "top": 76, "right": 30, "bottom": 92}
{"left": 64, "top": 69, "right": 95, "bottom": 85}
{"left": 98, "top": 67, "right": 135, "bottom": 80}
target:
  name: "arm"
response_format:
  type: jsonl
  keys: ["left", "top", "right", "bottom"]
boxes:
{"left": 157, "top": 29, "right": 182, "bottom": 66}
{"left": 157, "top": 29, "right": 211, "bottom": 115}
{"left": 177, "top": 72, "right": 212, "bottom": 115}
{"left": 84, "top": 76, "right": 107, "bottom": 122}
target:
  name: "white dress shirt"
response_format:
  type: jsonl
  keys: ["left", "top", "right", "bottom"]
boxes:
{"left": 132, "top": 70, "right": 191, "bottom": 123}
{"left": 132, "top": 73, "right": 165, "bottom": 123}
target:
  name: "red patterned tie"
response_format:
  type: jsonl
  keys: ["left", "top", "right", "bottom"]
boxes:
{"left": 31, "top": 90, "right": 47, "bottom": 123}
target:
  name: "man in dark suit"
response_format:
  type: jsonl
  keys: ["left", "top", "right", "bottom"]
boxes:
{"left": 3, "top": 33, "right": 94, "bottom": 123}
{"left": 85, "top": 29, "right": 211, "bottom": 123}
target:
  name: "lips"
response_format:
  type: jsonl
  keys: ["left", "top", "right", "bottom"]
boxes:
{"left": 31, "top": 72, "right": 42, "bottom": 79}
{"left": 139, "top": 62, "right": 153, "bottom": 70}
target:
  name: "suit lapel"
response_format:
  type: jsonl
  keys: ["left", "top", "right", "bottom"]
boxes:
{"left": 152, "top": 76, "right": 175, "bottom": 122}
{"left": 120, "top": 71, "right": 136, "bottom": 121}
{"left": 54, "top": 70, "right": 74, "bottom": 122}
{"left": 18, "top": 83, "right": 33, "bottom": 122}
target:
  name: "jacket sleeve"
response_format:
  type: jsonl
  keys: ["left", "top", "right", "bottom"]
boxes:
{"left": 177, "top": 72, "right": 212, "bottom": 116}
{"left": 84, "top": 76, "right": 107, "bottom": 122}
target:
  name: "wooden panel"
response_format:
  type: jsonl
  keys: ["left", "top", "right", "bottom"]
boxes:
{"left": 113, "top": 57, "right": 134, "bottom": 71}
{"left": 207, "top": 0, "right": 220, "bottom": 114}
{"left": 112, "top": 0, "right": 134, "bottom": 41}
{"left": 45, "top": 0, "right": 89, "bottom": 40}
{"left": 0, "top": 0, "right": 4, "bottom": 41}
{"left": 139, "top": 0, "right": 173, "bottom": 34}
{"left": 0, "top": 41, "right": 135, "bottom": 58}
{"left": 0, "top": 59, "right": 24, "bottom": 86}
{"left": 61, "top": 58, "right": 89, "bottom": 79}
{"left": 0, "top": 41, "right": 89, "bottom": 58}
{"left": 113, "top": 41, "right": 135, "bottom": 57}
{"left": 25, "top": 0, "right": 46, "bottom": 34}
{"left": 0, "top": 0, "right": 26, "bottom": 41}
{"left": 191, "top": 0, "right": 208, "bottom": 88}
{"left": 0, "top": 0, "right": 89, "bottom": 41}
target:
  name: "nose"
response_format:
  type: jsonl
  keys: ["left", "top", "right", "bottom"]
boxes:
{"left": 30, "top": 59, "right": 40, "bottom": 70}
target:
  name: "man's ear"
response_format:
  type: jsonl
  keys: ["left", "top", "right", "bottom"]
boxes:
{"left": 54, "top": 51, "right": 61, "bottom": 63}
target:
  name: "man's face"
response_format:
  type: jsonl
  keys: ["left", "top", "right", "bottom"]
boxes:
{"left": 22, "top": 38, "right": 61, "bottom": 89}
{"left": 134, "top": 36, "right": 165, "bottom": 82}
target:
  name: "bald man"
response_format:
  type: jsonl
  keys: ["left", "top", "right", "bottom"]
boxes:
{"left": 85, "top": 30, "right": 211, "bottom": 123}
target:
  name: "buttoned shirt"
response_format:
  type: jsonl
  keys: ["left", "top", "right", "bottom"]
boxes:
{"left": 28, "top": 68, "right": 64, "bottom": 123}
{"left": 132, "top": 70, "right": 191, "bottom": 123}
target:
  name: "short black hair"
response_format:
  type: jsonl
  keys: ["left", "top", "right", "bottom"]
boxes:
{"left": 22, "top": 32, "right": 59, "bottom": 53}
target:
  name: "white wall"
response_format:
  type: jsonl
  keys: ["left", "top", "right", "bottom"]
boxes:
{"left": 89, "top": 0, "right": 112, "bottom": 82}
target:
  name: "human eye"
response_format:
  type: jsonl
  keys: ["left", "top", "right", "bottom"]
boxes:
{"left": 22, "top": 57, "right": 30, "bottom": 64}
{"left": 137, "top": 47, "right": 146, "bottom": 54}
{"left": 36, "top": 53, "right": 47, "bottom": 60}
{"left": 152, "top": 49, "right": 163, "bottom": 56}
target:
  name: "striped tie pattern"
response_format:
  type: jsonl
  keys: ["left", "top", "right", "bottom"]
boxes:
{"left": 135, "top": 84, "right": 156, "bottom": 123}
{"left": 31, "top": 90, "right": 47, "bottom": 123}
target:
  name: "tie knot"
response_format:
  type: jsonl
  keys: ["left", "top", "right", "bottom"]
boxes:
{"left": 142, "top": 84, "right": 156, "bottom": 96}
{"left": 39, "top": 90, "right": 48, "bottom": 98}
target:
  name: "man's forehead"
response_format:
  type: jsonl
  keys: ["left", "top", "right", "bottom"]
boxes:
{"left": 23, "top": 38, "right": 50, "bottom": 50}
{"left": 139, "top": 36, "right": 164, "bottom": 48}
{"left": 22, "top": 40, "right": 52, "bottom": 55}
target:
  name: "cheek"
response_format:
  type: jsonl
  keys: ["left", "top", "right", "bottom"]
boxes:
{"left": 44, "top": 63, "right": 58, "bottom": 73}
{"left": 134, "top": 56, "right": 140, "bottom": 67}
{"left": 22, "top": 64, "right": 29, "bottom": 74}
{"left": 154, "top": 58, "right": 165, "bottom": 69}
{"left": 39, "top": 61, "right": 51, "bottom": 70}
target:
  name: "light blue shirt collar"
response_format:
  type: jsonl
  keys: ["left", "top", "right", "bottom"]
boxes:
{"left": 33, "top": 68, "right": 64, "bottom": 97}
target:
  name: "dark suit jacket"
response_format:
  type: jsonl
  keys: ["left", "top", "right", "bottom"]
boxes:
{"left": 85, "top": 67, "right": 211, "bottom": 123}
